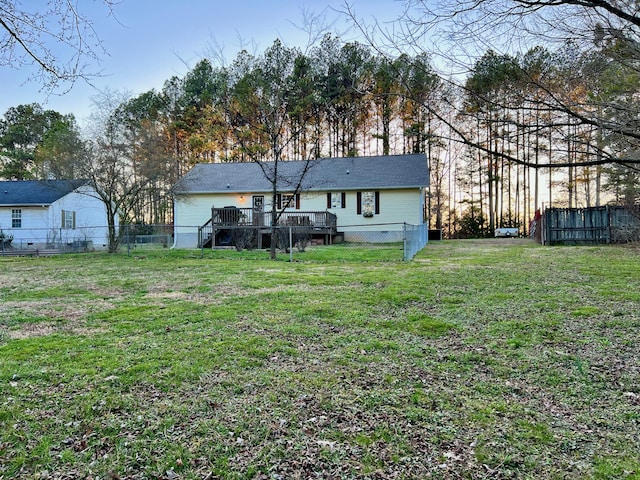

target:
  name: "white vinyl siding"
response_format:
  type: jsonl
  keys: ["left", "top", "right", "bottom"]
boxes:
{"left": 173, "top": 188, "right": 425, "bottom": 248}
{"left": 0, "top": 185, "right": 113, "bottom": 249}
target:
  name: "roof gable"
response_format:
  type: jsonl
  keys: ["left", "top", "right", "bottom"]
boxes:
{"left": 0, "top": 180, "right": 87, "bottom": 206}
{"left": 173, "top": 154, "right": 429, "bottom": 194}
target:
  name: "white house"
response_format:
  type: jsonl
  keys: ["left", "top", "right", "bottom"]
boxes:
{"left": 0, "top": 179, "right": 114, "bottom": 250}
{"left": 172, "top": 154, "right": 430, "bottom": 249}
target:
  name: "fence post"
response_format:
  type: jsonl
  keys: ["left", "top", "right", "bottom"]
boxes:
{"left": 606, "top": 205, "right": 611, "bottom": 244}
{"left": 126, "top": 224, "right": 131, "bottom": 256}
{"left": 403, "top": 223, "right": 408, "bottom": 262}
{"left": 289, "top": 226, "right": 293, "bottom": 263}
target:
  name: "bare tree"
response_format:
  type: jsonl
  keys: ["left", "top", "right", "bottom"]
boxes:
{"left": 347, "top": 0, "right": 640, "bottom": 169}
{"left": 78, "top": 89, "right": 164, "bottom": 253}
{"left": 227, "top": 40, "right": 323, "bottom": 259}
{"left": 0, "top": 1, "right": 116, "bottom": 91}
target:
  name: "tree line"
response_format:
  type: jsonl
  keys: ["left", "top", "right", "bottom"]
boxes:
{"left": 392, "top": 0, "right": 640, "bottom": 236}
{"left": 2, "top": 12, "right": 639, "bottom": 240}
{"left": 1, "top": 35, "right": 445, "bottom": 230}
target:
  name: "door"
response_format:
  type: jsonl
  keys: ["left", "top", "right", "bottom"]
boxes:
{"left": 252, "top": 195, "right": 264, "bottom": 226}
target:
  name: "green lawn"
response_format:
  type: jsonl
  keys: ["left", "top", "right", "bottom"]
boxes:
{"left": 1, "top": 240, "right": 639, "bottom": 479}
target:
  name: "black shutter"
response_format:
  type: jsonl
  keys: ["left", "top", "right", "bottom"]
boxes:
{"left": 357, "top": 192, "right": 362, "bottom": 215}
{"left": 295, "top": 194, "right": 300, "bottom": 210}
{"left": 276, "top": 194, "right": 282, "bottom": 210}
{"left": 341, "top": 192, "right": 346, "bottom": 208}
{"left": 375, "top": 191, "right": 380, "bottom": 214}
{"left": 327, "top": 192, "right": 332, "bottom": 209}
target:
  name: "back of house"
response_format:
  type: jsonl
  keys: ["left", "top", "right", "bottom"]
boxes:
{"left": 172, "top": 154, "right": 430, "bottom": 249}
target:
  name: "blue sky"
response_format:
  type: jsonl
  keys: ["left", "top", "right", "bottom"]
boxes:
{"left": 1, "top": 1, "right": 406, "bottom": 127}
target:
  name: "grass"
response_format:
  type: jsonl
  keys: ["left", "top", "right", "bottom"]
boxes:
{"left": 1, "top": 239, "right": 639, "bottom": 479}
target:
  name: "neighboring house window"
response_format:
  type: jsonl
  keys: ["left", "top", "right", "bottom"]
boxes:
{"left": 357, "top": 191, "right": 380, "bottom": 217}
{"left": 62, "top": 210, "right": 76, "bottom": 229}
{"left": 326, "top": 192, "right": 346, "bottom": 209}
{"left": 11, "top": 209, "right": 21, "bottom": 228}
{"left": 276, "top": 193, "right": 300, "bottom": 210}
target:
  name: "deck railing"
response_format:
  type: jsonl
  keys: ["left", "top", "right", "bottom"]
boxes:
{"left": 197, "top": 218, "right": 213, "bottom": 248}
{"left": 198, "top": 207, "right": 337, "bottom": 248}
{"left": 210, "top": 207, "right": 336, "bottom": 230}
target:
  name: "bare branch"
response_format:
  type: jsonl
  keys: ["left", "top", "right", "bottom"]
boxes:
{"left": 0, "top": 1, "right": 117, "bottom": 92}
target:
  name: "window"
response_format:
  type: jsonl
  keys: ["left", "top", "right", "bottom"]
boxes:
{"left": 357, "top": 191, "right": 380, "bottom": 217}
{"left": 276, "top": 193, "right": 300, "bottom": 210}
{"left": 11, "top": 209, "right": 21, "bottom": 228}
{"left": 62, "top": 210, "right": 76, "bottom": 229}
{"left": 326, "top": 192, "right": 346, "bottom": 209}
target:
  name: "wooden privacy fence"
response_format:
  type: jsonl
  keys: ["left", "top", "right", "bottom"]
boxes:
{"left": 534, "top": 206, "right": 640, "bottom": 245}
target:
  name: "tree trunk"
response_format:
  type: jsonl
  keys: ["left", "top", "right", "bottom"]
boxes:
{"left": 487, "top": 119, "right": 495, "bottom": 235}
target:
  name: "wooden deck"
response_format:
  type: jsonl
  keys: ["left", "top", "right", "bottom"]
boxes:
{"left": 198, "top": 207, "right": 337, "bottom": 248}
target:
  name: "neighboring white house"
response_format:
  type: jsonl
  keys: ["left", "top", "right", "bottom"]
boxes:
{"left": 0, "top": 179, "right": 114, "bottom": 250}
{"left": 172, "top": 154, "right": 430, "bottom": 248}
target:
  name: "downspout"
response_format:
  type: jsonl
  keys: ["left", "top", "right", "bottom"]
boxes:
{"left": 170, "top": 196, "right": 178, "bottom": 249}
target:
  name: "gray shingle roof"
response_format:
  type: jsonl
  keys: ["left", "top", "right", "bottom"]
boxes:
{"left": 0, "top": 180, "right": 87, "bottom": 206}
{"left": 173, "top": 154, "right": 429, "bottom": 194}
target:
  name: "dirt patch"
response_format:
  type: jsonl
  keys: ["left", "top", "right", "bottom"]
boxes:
{"left": 0, "top": 299, "right": 113, "bottom": 340}
{"left": 6, "top": 323, "right": 106, "bottom": 340}
{"left": 450, "top": 237, "right": 536, "bottom": 246}
{"left": 144, "top": 284, "right": 248, "bottom": 305}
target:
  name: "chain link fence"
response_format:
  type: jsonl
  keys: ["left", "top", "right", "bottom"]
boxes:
{"left": 0, "top": 226, "right": 110, "bottom": 256}
{"left": 121, "top": 224, "right": 174, "bottom": 255}
{"left": 403, "top": 223, "right": 428, "bottom": 261}
{"left": 1, "top": 222, "right": 429, "bottom": 260}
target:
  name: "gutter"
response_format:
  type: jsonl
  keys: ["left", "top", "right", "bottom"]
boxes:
{"left": 0, "top": 203, "right": 52, "bottom": 207}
